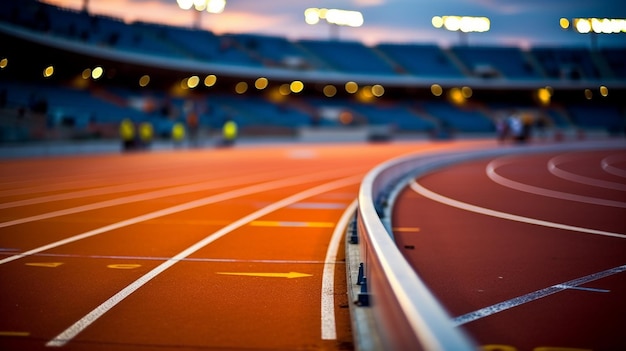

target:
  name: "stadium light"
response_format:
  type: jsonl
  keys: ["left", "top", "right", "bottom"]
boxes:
{"left": 432, "top": 16, "right": 490, "bottom": 45}
{"left": 305, "top": 8, "right": 364, "bottom": 40}
{"left": 560, "top": 17, "right": 626, "bottom": 49}
{"left": 178, "top": 0, "right": 226, "bottom": 28}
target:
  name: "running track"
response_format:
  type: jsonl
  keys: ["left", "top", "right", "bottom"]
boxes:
{"left": 0, "top": 140, "right": 493, "bottom": 351}
{"left": 1, "top": 139, "right": 624, "bottom": 351}
{"left": 393, "top": 144, "right": 626, "bottom": 351}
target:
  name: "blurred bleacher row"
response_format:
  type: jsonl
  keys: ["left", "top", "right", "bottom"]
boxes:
{"left": 1, "top": 0, "right": 625, "bottom": 143}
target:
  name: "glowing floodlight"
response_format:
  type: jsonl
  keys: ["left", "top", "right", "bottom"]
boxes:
{"left": 177, "top": 0, "right": 225, "bottom": 14}
{"left": 206, "top": 0, "right": 225, "bottom": 14}
{"left": 564, "top": 18, "right": 625, "bottom": 48}
{"left": 572, "top": 18, "right": 626, "bottom": 34}
{"left": 305, "top": 8, "right": 364, "bottom": 28}
{"left": 432, "top": 16, "right": 490, "bottom": 33}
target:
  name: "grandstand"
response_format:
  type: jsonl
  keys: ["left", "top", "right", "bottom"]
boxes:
{"left": 0, "top": 0, "right": 624, "bottom": 144}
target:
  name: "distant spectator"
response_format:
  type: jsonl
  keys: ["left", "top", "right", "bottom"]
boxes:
{"left": 138, "top": 122, "right": 154, "bottom": 150}
{"left": 221, "top": 117, "right": 238, "bottom": 147}
{"left": 119, "top": 118, "right": 136, "bottom": 151}
{"left": 171, "top": 122, "right": 186, "bottom": 147}
{"left": 507, "top": 112, "right": 524, "bottom": 143}
{"left": 495, "top": 115, "right": 509, "bottom": 143}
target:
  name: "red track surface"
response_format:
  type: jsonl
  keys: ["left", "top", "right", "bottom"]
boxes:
{"left": 0, "top": 140, "right": 492, "bottom": 351}
{"left": 393, "top": 147, "right": 626, "bottom": 351}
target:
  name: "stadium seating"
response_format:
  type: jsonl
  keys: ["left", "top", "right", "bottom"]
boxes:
{"left": 297, "top": 39, "right": 398, "bottom": 74}
{"left": 421, "top": 102, "right": 495, "bottom": 133}
{"left": 375, "top": 43, "right": 464, "bottom": 77}
{"left": 531, "top": 47, "right": 601, "bottom": 80}
{"left": 0, "top": 0, "right": 624, "bottom": 143}
{"left": 450, "top": 46, "right": 541, "bottom": 79}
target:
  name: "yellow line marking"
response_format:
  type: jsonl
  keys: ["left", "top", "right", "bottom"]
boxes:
{"left": 393, "top": 227, "right": 421, "bottom": 232}
{"left": 250, "top": 220, "right": 334, "bottom": 228}
{"left": 217, "top": 272, "right": 313, "bottom": 279}
{"left": 107, "top": 264, "right": 142, "bottom": 269}
{"left": 25, "top": 262, "right": 63, "bottom": 268}
{"left": 0, "top": 331, "right": 30, "bottom": 337}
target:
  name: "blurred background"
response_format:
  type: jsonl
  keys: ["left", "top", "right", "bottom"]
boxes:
{"left": 1, "top": 0, "right": 625, "bottom": 149}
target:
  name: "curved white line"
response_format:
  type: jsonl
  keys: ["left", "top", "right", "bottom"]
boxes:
{"left": 46, "top": 175, "right": 362, "bottom": 347}
{"left": 321, "top": 199, "right": 357, "bottom": 340}
{"left": 487, "top": 157, "right": 626, "bottom": 208}
{"left": 410, "top": 179, "right": 626, "bottom": 239}
{"left": 547, "top": 154, "right": 626, "bottom": 191}
{"left": 602, "top": 154, "right": 626, "bottom": 178}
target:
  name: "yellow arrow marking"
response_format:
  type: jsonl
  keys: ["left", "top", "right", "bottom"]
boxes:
{"left": 25, "top": 262, "right": 63, "bottom": 268}
{"left": 0, "top": 331, "right": 30, "bottom": 337}
{"left": 107, "top": 264, "right": 142, "bottom": 269}
{"left": 393, "top": 227, "right": 421, "bottom": 233}
{"left": 217, "top": 272, "right": 313, "bottom": 279}
{"left": 250, "top": 221, "right": 334, "bottom": 228}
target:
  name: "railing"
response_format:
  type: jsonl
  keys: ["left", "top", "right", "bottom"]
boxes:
{"left": 353, "top": 140, "right": 623, "bottom": 350}
{"left": 356, "top": 150, "right": 479, "bottom": 351}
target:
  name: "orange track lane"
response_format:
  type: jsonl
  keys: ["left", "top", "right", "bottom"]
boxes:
{"left": 393, "top": 147, "right": 626, "bottom": 351}
{"left": 0, "top": 140, "right": 492, "bottom": 351}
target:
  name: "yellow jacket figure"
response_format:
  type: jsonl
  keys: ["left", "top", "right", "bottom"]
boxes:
{"left": 119, "top": 118, "right": 135, "bottom": 151}
{"left": 222, "top": 119, "right": 238, "bottom": 146}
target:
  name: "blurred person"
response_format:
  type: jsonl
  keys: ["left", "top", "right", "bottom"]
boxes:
{"left": 507, "top": 111, "right": 524, "bottom": 143}
{"left": 119, "top": 118, "right": 136, "bottom": 151}
{"left": 138, "top": 121, "right": 154, "bottom": 150}
{"left": 495, "top": 114, "right": 510, "bottom": 143}
{"left": 171, "top": 121, "right": 186, "bottom": 148}
{"left": 221, "top": 117, "right": 238, "bottom": 147}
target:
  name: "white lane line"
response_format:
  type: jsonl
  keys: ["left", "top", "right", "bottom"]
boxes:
{"left": 0, "top": 171, "right": 244, "bottom": 209}
{"left": 0, "top": 169, "right": 357, "bottom": 265}
{"left": 547, "top": 154, "right": 626, "bottom": 191}
{"left": 46, "top": 175, "right": 361, "bottom": 347}
{"left": 486, "top": 157, "right": 626, "bottom": 208}
{"left": 453, "top": 264, "right": 626, "bottom": 326}
{"left": 0, "top": 170, "right": 289, "bottom": 228}
{"left": 321, "top": 199, "right": 356, "bottom": 340}
{"left": 602, "top": 154, "right": 626, "bottom": 178}
{"left": 409, "top": 180, "right": 626, "bottom": 239}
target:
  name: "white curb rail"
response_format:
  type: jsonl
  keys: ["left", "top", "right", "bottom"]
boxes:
{"left": 352, "top": 140, "right": 625, "bottom": 351}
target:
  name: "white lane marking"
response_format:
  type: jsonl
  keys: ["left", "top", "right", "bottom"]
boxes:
{"left": 486, "top": 157, "right": 626, "bottom": 208}
{"left": 0, "top": 169, "right": 357, "bottom": 265}
{"left": 46, "top": 175, "right": 361, "bottom": 347}
{"left": 0, "top": 169, "right": 292, "bottom": 228}
{"left": 0, "top": 171, "right": 253, "bottom": 209}
{"left": 321, "top": 199, "right": 357, "bottom": 340}
{"left": 547, "top": 154, "right": 626, "bottom": 191}
{"left": 453, "top": 264, "right": 626, "bottom": 326}
{"left": 409, "top": 180, "right": 626, "bottom": 239}
{"left": 602, "top": 154, "right": 626, "bottom": 178}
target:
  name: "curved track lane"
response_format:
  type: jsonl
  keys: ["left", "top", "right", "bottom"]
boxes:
{"left": 0, "top": 140, "right": 491, "bottom": 351}
{"left": 393, "top": 146, "right": 626, "bottom": 351}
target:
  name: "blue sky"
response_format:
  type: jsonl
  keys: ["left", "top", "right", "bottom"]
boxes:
{"left": 43, "top": 0, "right": 626, "bottom": 48}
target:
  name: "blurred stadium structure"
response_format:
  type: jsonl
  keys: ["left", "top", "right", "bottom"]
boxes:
{"left": 0, "top": 0, "right": 625, "bottom": 145}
